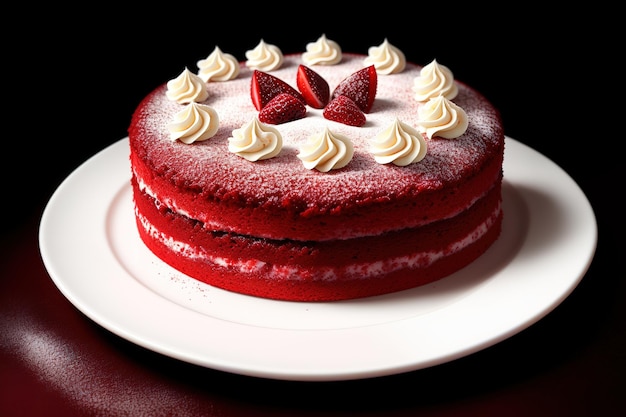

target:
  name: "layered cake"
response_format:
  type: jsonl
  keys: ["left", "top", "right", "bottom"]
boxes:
{"left": 128, "top": 35, "right": 505, "bottom": 301}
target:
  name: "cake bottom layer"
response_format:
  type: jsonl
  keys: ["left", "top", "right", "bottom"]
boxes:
{"left": 132, "top": 179, "right": 503, "bottom": 302}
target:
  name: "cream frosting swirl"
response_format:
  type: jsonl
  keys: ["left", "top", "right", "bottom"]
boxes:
{"left": 196, "top": 46, "right": 240, "bottom": 82}
{"left": 302, "top": 34, "right": 342, "bottom": 66}
{"left": 412, "top": 59, "right": 458, "bottom": 102}
{"left": 416, "top": 96, "right": 468, "bottom": 139}
{"left": 364, "top": 38, "right": 406, "bottom": 75}
{"left": 228, "top": 118, "right": 283, "bottom": 161}
{"left": 297, "top": 127, "right": 354, "bottom": 172}
{"left": 245, "top": 39, "right": 284, "bottom": 71}
{"left": 166, "top": 67, "right": 209, "bottom": 104}
{"left": 370, "top": 118, "right": 427, "bottom": 166}
{"left": 168, "top": 102, "right": 219, "bottom": 144}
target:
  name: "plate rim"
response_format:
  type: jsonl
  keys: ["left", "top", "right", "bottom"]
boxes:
{"left": 38, "top": 136, "right": 597, "bottom": 381}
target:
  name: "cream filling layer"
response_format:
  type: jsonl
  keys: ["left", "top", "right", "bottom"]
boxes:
{"left": 133, "top": 167, "right": 494, "bottom": 240}
{"left": 136, "top": 201, "right": 501, "bottom": 282}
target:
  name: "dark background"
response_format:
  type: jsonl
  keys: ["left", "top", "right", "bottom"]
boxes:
{"left": 3, "top": 6, "right": 623, "bottom": 416}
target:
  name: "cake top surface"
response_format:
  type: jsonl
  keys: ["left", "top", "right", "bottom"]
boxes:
{"left": 129, "top": 40, "right": 503, "bottom": 208}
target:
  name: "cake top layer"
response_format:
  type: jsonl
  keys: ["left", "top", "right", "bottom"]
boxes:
{"left": 129, "top": 44, "right": 503, "bottom": 210}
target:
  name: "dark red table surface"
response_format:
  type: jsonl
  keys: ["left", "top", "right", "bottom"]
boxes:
{"left": 3, "top": 15, "right": 624, "bottom": 416}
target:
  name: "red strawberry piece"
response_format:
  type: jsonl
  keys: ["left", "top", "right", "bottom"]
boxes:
{"left": 323, "top": 95, "right": 366, "bottom": 127}
{"left": 296, "top": 64, "right": 330, "bottom": 109}
{"left": 258, "top": 93, "right": 307, "bottom": 125}
{"left": 251, "top": 70, "right": 305, "bottom": 111}
{"left": 331, "top": 65, "right": 377, "bottom": 113}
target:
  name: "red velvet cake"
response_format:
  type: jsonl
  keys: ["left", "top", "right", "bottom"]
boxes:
{"left": 128, "top": 36, "right": 505, "bottom": 301}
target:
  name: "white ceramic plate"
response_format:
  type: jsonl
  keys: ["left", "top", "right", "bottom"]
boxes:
{"left": 39, "top": 137, "right": 597, "bottom": 381}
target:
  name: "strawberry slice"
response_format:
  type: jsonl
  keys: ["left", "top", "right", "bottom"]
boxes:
{"left": 323, "top": 95, "right": 366, "bottom": 127}
{"left": 258, "top": 93, "right": 307, "bottom": 125}
{"left": 251, "top": 70, "right": 305, "bottom": 111}
{"left": 296, "top": 65, "right": 330, "bottom": 109}
{"left": 331, "top": 65, "right": 377, "bottom": 113}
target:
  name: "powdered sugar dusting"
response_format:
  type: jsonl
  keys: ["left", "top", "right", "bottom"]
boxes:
{"left": 131, "top": 54, "right": 503, "bottom": 209}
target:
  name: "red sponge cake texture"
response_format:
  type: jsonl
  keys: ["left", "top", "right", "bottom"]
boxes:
{"left": 128, "top": 53, "right": 505, "bottom": 301}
